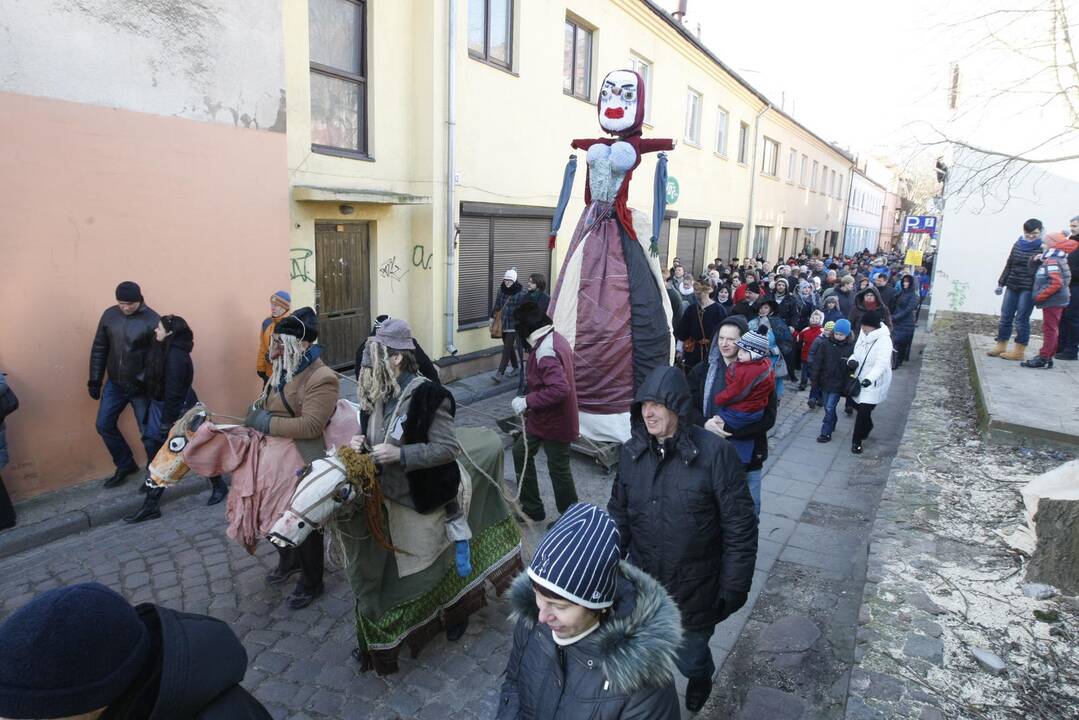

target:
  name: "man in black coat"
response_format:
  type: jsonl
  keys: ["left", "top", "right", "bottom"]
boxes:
{"left": 0, "top": 583, "right": 271, "bottom": 719}
{"left": 731, "top": 281, "right": 762, "bottom": 320}
{"left": 608, "top": 365, "right": 758, "bottom": 713}
{"left": 687, "top": 314, "right": 778, "bottom": 516}
{"left": 88, "top": 281, "right": 160, "bottom": 488}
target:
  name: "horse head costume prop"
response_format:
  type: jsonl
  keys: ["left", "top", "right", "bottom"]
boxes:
{"left": 147, "top": 403, "right": 211, "bottom": 486}
{"left": 267, "top": 446, "right": 397, "bottom": 552}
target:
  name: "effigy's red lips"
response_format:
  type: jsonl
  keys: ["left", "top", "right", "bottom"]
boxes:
{"left": 604, "top": 107, "right": 625, "bottom": 118}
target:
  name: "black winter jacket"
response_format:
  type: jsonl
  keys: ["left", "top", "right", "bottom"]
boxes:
{"left": 102, "top": 604, "right": 270, "bottom": 719}
{"left": 146, "top": 331, "right": 197, "bottom": 435}
{"left": 687, "top": 316, "right": 778, "bottom": 472}
{"left": 1068, "top": 233, "right": 1079, "bottom": 287}
{"left": 810, "top": 336, "right": 854, "bottom": 394}
{"left": 497, "top": 562, "right": 682, "bottom": 720}
{"left": 997, "top": 238, "right": 1041, "bottom": 291}
{"left": 772, "top": 291, "right": 800, "bottom": 328}
{"left": 89, "top": 304, "right": 160, "bottom": 393}
{"left": 608, "top": 367, "right": 758, "bottom": 630}
{"left": 849, "top": 287, "right": 893, "bottom": 340}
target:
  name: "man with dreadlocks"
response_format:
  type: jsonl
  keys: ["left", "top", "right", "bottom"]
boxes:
{"left": 244, "top": 307, "right": 339, "bottom": 610}
{"left": 350, "top": 318, "right": 472, "bottom": 641}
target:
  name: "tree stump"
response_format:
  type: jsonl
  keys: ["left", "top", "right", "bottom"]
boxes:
{"left": 1026, "top": 498, "right": 1079, "bottom": 595}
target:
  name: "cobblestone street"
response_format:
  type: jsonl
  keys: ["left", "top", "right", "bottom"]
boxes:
{"left": 0, "top": 351, "right": 918, "bottom": 719}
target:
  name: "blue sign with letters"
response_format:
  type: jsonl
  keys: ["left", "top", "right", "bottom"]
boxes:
{"left": 904, "top": 215, "right": 938, "bottom": 235}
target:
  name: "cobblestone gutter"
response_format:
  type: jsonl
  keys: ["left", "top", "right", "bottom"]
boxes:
{"left": 847, "top": 317, "right": 1079, "bottom": 720}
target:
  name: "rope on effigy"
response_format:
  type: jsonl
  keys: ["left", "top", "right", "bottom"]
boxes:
{"left": 321, "top": 446, "right": 405, "bottom": 571}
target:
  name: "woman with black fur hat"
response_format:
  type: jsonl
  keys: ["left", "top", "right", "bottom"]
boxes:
{"left": 244, "top": 307, "right": 340, "bottom": 610}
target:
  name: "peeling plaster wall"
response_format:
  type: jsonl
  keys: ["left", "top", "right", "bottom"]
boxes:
{"left": 0, "top": 0, "right": 285, "bottom": 130}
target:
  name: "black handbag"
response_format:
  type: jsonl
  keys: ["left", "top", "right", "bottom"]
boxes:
{"left": 844, "top": 338, "right": 879, "bottom": 399}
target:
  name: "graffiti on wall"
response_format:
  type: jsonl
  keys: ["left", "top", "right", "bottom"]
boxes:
{"left": 412, "top": 244, "right": 433, "bottom": 270}
{"left": 378, "top": 256, "right": 408, "bottom": 289}
{"left": 290, "top": 248, "right": 314, "bottom": 283}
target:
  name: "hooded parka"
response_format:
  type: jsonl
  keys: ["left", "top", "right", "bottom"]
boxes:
{"left": 607, "top": 367, "right": 758, "bottom": 631}
{"left": 848, "top": 286, "right": 893, "bottom": 340}
{"left": 849, "top": 325, "right": 893, "bottom": 405}
{"left": 101, "top": 605, "right": 270, "bottom": 719}
{"left": 497, "top": 562, "right": 682, "bottom": 720}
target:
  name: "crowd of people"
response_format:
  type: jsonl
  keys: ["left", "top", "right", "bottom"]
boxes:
{"left": 0, "top": 244, "right": 932, "bottom": 719}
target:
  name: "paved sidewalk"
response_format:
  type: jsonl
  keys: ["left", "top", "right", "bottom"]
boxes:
{"left": 968, "top": 333, "right": 1079, "bottom": 448}
{"left": 700, "top": 330, "right": 926, "bottom": 719}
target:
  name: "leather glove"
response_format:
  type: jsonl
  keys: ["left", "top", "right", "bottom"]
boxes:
{"left": 860, "top": 378, "right": 871, "bottom": 388}
{"left": 244, "top": 408, "right": 273, "bottom": 434}
{"left": 87, "top": 380, "right": 102, "bottom": 400}
{"left": 257, "top": 371, "right": 269, "bottom": 382}
{"left": 994, "top": 286, "right": 1003, "bottom": 296}
{"left": 846, "top": 358, "right": 859, "bottom": 370}
{"left": 716, "top": 590, "right": 748, "bottom": 622}
{"left": 511, "top": 396, "right": 528, "bottom": 415}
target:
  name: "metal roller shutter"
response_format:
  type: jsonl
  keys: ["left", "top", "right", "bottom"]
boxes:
{"left": 492, "top": 216, "right": 551, "bottom": 306}
{"left": 457, "top": 216, "right": 491, "bottom": 326}
{"left": 676, "top": 223, "right": 708, "bottom": 277}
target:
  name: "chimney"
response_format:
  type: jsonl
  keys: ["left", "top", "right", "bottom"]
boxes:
{"left": 673, "top": 0, "right": 689, "bottom": 22}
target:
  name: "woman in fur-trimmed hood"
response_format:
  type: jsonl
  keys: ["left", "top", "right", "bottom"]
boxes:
{"left": 497, "top": 504, "right": 682, "bottom": 720}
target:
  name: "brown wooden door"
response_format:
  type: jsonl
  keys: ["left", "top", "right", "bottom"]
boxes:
{"left": 315, "top": 222, "right": 371, "bottom": 369}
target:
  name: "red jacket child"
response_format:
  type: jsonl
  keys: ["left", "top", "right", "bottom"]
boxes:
{"left": 713, "top": 356, "right": 774, "bottom": 414}
{"left": 798, "top": 325, "right": 823, "bottom": 362}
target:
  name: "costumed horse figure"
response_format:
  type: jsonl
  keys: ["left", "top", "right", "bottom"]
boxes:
{"left": 268, "top": 425, "right": 522, "bottom": 676}
{"left": 150, "top": 403, "right": 523, "bottom": 676}
{"left": 547, "top": 69, "right": 676, "bottom": 443}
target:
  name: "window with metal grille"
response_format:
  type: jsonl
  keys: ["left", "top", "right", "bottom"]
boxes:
{"left": 676, "top": 221, "right": 709, "bottom": 276}
{"left": 309, "top": 0, "right": 367, "bottom": 157}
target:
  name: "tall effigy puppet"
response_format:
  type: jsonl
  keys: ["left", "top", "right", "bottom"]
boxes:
{"left": 547, "top": 69, "right": 675, "bottom": 443}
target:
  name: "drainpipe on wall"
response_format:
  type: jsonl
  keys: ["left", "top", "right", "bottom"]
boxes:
{"left": 444, "top": 0, "right": 459, "bottom": 356}
{"left": 743, "top": 103, "right": 770, "bottom": 259}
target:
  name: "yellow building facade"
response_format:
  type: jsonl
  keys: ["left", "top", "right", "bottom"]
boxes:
{"left": 285, "top": 0, "right": 853, "bottom": 367}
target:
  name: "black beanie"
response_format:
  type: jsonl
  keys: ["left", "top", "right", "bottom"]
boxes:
{"left": 513, "top": 301, "right": 552, "bottom": 340}
{"left": 861, "top": 309, "right": 883, "bottom": 329}
{"left": 746, "top": 281, "right": 761, "bottom": 294}
{"left": 115, "top": 281, "right": 143, "bottom": 303}
{"left": 0, "top": 583, "right": 150, "bottom": 718}
{"left": 275, "top": 306, "right": 318, "bottom": 342}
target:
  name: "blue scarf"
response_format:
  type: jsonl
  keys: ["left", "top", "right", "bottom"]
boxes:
{"left": 276, "top": 345, "right": 322, "bottom": 392}
{"left": 1016, "top": 236, "right": 1043, "bottom": 253}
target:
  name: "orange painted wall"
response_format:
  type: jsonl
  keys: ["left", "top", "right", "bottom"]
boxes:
{"left": 0, "top": 92, "right": 290, "bottom": 500}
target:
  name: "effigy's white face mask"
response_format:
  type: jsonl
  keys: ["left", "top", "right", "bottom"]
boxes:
{"left": 598, "top": 70, "right": 640, "bottom": 135}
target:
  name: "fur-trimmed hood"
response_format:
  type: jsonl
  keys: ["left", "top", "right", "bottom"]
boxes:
{"left": 506, "top": 560, "right": 683, "bottom": 694}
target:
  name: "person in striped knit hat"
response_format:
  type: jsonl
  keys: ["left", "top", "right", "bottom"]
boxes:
{"left": 498, "top": 503, "right": 682, "bottom": 719}
{"left": 257, "top": 290, "right": 291, "bottom": 382}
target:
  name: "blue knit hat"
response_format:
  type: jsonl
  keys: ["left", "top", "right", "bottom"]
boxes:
{"left": 0, "top": 583, "right": 150, "bottom": 718}
{"left": 736, "top": 328, "right": 771, "bottom": 359}
{"left": 270, "top": 290, "right": 291, "bottom": 310}
{"left": 833, "top": 319, "right": 852, "bottom": 336}
{"left": 527, "top": 504, "right": 621, "bottom": 609}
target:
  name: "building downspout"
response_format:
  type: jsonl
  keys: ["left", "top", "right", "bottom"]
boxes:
{"left": 743, "top": 103, "right": 770, "bottom": 259}
{"left": 444, "top": 0, "right": 458, "bottom": 356}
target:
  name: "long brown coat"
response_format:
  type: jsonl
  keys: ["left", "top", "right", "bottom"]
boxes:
{"left": 265, "top": 357, "right": 340, "bottom": 440}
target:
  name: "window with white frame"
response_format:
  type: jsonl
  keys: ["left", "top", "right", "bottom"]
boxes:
{"left": 684, "top": 88, "right": 702, "bottom": 145}
{"left": 563, "top": 18, "right": 592, "bottom": 100}
{"left": 787, "top": 148, "right": 797, "bottom": 182}
{"left": 800, "top": 154, "right": 808, "bottom": 185}
{"left": 811, "top": 160, "right": 819, "bottom": 191}
{"left": 830, "top": 169, "right": 837, "bottom": 198}
{"left": 628, "top": 54, "right": 652, "bottom": 123}
{"left": 715, "top": 106, "right": 729, "bottom": 155}
{"left": 737, "top": 122, "right": 749, "bottom": 164}
{"left": 761, "top": 137, "right": 779, "bottom": 177}
{"left": 837, "top": 173, "right": 844, "bottom": 199}
{"left": 822, "top": 165, "right": 829, "bottom": 195}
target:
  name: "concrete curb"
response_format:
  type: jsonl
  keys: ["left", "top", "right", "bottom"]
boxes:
{"left": 0, "top": 478, "right": 207, "bottom": 561}
{"left": 0, "top": 381, "right": 514, "bottom": 562}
